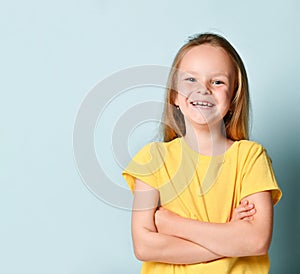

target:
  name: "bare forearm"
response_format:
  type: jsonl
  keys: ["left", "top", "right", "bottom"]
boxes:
{"left": 133, "top": 229, "right": 222, "bottom": 264}
{"left": 156, "top": 192, "right": 273, "bottom": 257}
{"left": 171, "top": 218, "right": 269, "bottom": 257}
{"left": 132, "top": 179, "right": 222, "bottom": 264}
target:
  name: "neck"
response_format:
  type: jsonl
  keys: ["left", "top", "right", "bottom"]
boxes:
{"left": 183, "top": 121, "right": 231, "bottom": 156}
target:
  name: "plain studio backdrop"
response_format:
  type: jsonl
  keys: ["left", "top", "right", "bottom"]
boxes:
{"left": 1, "top": 0, "right": 299, "bottom": 273}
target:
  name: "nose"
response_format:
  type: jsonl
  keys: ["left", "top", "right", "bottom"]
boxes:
{"left": 197, "top": 84, "right": 211, "bottom": 95}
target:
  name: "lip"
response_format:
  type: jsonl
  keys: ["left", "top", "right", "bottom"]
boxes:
{"left": 189, "top": 100, "right": 215, "bottom": 108}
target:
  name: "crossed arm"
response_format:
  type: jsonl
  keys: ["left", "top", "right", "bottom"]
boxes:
{"left": 132, "top": 178, "right": 273, "bottom": 264}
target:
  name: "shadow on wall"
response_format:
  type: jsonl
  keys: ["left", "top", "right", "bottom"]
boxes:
{"left": 269, "top": 136, "right": 300, "bottom": 274}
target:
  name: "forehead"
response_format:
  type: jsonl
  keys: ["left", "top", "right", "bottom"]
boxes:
{"left": 179, "top": 44, "right": 235, "bottom": 76}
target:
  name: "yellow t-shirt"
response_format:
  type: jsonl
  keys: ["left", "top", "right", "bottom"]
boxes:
{"left": 122, "top": 138, "right": 282, "bottom": 274}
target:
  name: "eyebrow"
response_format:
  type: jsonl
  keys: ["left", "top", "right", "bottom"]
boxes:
{"left": 182, "top": 70, "right": 230, "bottom": 78}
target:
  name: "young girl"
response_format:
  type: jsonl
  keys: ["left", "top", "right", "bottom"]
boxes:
{"left": 122, "top": 33, "right": 281, "bottom": 273}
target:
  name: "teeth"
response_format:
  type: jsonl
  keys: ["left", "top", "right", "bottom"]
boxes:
{"left": 191, "top": 101, "right": 213, "bottom": 107}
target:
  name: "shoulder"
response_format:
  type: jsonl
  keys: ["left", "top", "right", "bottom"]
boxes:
{"left": 156, "top": 137, "right": 181, "bottom": 151}
{"left": 229, "top": 140, "right": 271, "bottom": 164}
{"left": 144, "top": 138, "right": 181, "bottom": 152}
{"left": 132, "top": 138, "right": 181, "bottom": 161}
{"left": 235, "top": 140, "right": 266, "bottom": 154}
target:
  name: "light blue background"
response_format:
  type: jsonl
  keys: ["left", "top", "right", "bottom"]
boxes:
{"left": 1, "top": 0, "right": 299, "bottom": 273}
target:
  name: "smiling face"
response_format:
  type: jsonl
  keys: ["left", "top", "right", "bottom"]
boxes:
{"left": 175, "top": 44, "right": 236, "bottom": 128}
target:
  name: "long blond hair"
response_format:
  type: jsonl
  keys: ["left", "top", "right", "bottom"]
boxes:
{"left": 161, "top": 33, "right": 250, "bottom": 142}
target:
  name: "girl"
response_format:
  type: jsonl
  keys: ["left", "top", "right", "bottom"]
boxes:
{"left": 122, "top": 33, "right": 281, "bottom": 273}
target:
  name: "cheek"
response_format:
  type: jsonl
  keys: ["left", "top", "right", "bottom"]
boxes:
{"left": 176, "top": 88, "right": 190, "bottom": 101}
{"left": 219, "top": 88, "right": 232, "bottom": 103}
{"left": 226, "top": 92, "right": 232, "bottom": 104}
{"left": 176, "top": 93, "right": 188, "bottom": 105}
{"left": 215, "top": 90, "right": 232, "bottom": 113}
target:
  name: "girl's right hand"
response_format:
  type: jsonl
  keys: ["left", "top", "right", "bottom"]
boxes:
{"left": 230, "top": 200, "right": 256, "bottom": 222}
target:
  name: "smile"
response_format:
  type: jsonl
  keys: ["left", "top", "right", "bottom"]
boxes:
{"left": 190, "top": 100, "right": 215, "bottom": 108}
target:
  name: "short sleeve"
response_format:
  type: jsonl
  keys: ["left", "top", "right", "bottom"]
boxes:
{"left": 241, "top": 144, "right": 282, "bottom": 205}
{"left": 122, "top": 142, "right": 164, "bottom": 193}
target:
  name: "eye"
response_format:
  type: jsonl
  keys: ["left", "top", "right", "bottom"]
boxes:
{"left": 212, "top": 80, "right": 224, "bottom": 86}
{"left": 185, "top": 77, "right": 197, "bottom": 82}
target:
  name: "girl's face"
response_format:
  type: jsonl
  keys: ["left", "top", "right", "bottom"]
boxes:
{"left": 175, "top": 44, "right": 236, "bottom": 128}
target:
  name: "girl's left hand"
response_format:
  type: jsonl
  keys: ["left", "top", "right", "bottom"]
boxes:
{"left": 155, "top": 207, "right": 182, "bottom": 235}
{"left": 230, "top": 200, "right": 256, "bottom": 222}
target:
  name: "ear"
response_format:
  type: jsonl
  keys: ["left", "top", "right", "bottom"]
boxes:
{"left": 174, "top": 93, "right": 179, "bottom": 106}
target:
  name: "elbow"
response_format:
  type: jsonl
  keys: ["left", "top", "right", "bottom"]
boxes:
{"left": 254, "top": 240, "right": 270, "bottom": 256}
{"left": 133, "top": 242, "right": 152, "bottom": 262}
{"left": 133, "top": 244, "right": 146, "bottom": 261}
{"left": 132, "top": 228, "right": 159, "bottom": 262}
{"left": 249, "top": 235, "right": 271, "bottom": 256}
{"left": 253, "top": 245, "right": 269, "bottom": 256}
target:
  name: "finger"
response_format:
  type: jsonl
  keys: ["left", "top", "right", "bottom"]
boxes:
{"left": 249, "top": 208, "right": 256, "bottom": 215}
{"left": 234, "top": 205, "right": 251, "bottom": 214}
{"left": 245, "top": 203, "right": 255, "bottom": 210}
{"left": 239, "top": 208, "right": 256, "bottom": 218}
{"left": 236, "top": 203, "right": 255, "bottom": 213}
{"left": 241, "top": 200, "right": 248, "bottom": 206}
{"left": 234, "top": 206, "right": 244, "bottom": 214}
{"left": 242, "top": 216, "right": 254, "bottom": 221}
